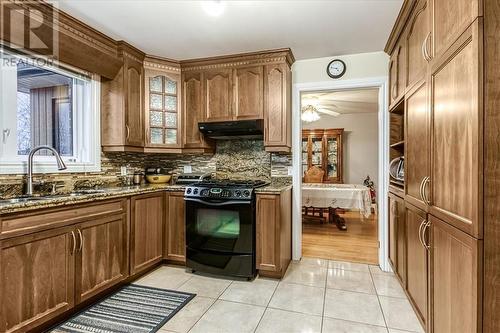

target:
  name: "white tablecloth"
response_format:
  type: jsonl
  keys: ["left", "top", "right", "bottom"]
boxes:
{"left": 302, "top": 183, "right": 372, "bottom": 218}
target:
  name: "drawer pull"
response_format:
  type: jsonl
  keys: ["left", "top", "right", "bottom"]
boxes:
{"left": 77, "top": 228, "right": 83, "bottom": 253}
{"left": 422, "top": 220, "right": 431, "bottom": 251}
{"left": 422, "top": 176, "right": 431, "bottom": 205}
{"left": 418, "top": 219, "right": 426, "bottom": 248}
{"left": 70, "top": 231, "right": 76, "bottom": 255}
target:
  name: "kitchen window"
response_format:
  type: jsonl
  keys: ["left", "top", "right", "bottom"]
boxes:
{"left": 0, "top": 51, "right": 101, "bottom": 174}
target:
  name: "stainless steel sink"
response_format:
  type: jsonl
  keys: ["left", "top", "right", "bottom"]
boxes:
{"left": 0, "top": 197, "right": 49, "bottom": 204}
{"left": 0, "top": 189, "right": 108, "bottom": 205}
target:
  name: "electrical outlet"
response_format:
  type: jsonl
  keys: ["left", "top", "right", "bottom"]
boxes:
{"left": 120, "top": 166, "right": 127, "bottom": 176}
{"left": 287, "top": 166, "right": 293, "bottom": 176}
{"left": 183, "top": 165, "right": 192, "bottom": 174}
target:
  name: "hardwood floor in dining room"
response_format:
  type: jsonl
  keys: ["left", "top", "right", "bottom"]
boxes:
{"left": 302, "top": 211, "right": 378, "bottom": 264}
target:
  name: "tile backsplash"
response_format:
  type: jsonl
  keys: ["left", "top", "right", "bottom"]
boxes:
{"left": 0, "top": 140, "right": 292, "bottom": 198}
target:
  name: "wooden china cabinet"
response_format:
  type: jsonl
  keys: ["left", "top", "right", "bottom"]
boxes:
{"left": 301, "top": 129, "right": 344, "bottom": 183}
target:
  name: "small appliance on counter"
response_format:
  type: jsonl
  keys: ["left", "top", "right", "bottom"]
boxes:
{"left": 145, "top": 167, "right": 172, "bottom": 184}
{"left": 174, "top": 173, "right": 212, "bottom": 185}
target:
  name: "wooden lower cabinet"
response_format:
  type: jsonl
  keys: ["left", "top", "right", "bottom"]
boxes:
{"left": 164, "top": 191, "right": 186, "bottom": 263}
{"left": 406, "top": 204, "right": 429, "bottom": 330}
{"left": 1, "top": 226, "right": 76, "bottom": 333}
{"left": 430, "top": 215, "right": 482, "bottom": 333}
{"left": 256, "top": 188, "right": 292, "bottom": 278}
{"left": 130, "top": 193, "right": 164, "bottom": 275}
{"left": 388, "top": 193, "right": 406, "bottom": 286}
{"left": 74, "top": 214, "right": 129, "bottom": 304}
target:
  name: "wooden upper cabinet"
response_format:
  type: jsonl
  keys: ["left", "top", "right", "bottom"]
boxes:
{"left": 405, "top": 81, "right": 430, "bottom": 210}
{"left": 125, "top": 62, "right": 144, "bottom": 147}
{"left": 430, "top": 21, "right": 482, "bottom": 238}
{"left": 74, "top": 212, "right": 128, "bottom": 304}
{"left": 430, "top": 0, "right": 481, "bottom": 59}
{"left": 389, "top": 39, "right": 406, "bottom": 107}
{"left": 405, "top": 204, "right": 429, "bottom": 330}
{"left": 144, "top": 59, "right": 182, "bottom": 149}
{"left": 264, "top": 63, "right": 292, "bottom": 152}
{"left": 234, "top": 66, "right": 264, "bottom": 120}
{"left": 203, "top": 69, "right": 233, "bottom": 122}
{"left": 130, "top": 193, "right": 164, "bottom": 275}
{"left": 1, "top": 226, "right": 75, "bottom": 333}
{"left": 164, "top": 191, "right": 186, "bottom": 264}
{"left": 406, "top": 0, "right": 430, "bottom": 88}
{"left": 182, "top": 71, "right": 213, "bottom": 151}
{"left": 101, "top": 42, "right": 145, "bottom": 151}
{"left": 430, "top": 215, "right": 482, "bottom": 333}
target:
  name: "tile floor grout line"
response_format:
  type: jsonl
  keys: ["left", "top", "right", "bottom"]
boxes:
{"left": 183, "top": 275, "right": 234, "bottom": 333}
{"left": 320, "top": 262, "right": 328, "bottom": 333}
{"left": 369, "top": 264, "right": 390, "bottom": 330}
{"left": 252, "top": 278, "right": 280, "bottom": 333}
{"left": 185, "top": 297, "right": 217, "bottom": 333}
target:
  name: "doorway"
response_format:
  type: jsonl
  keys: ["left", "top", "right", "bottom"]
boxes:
{"left": 300, "top": 88, "right": 379, "bottom": 264}
{"left": 291, "top": 77, "right": 390, "bottom": 270}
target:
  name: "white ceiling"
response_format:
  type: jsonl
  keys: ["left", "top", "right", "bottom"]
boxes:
{"left": 301, "top": 88, "right": 379, "bottom": 115}
{"left": 56, "top": 0, "right": 403, "bottom": 60}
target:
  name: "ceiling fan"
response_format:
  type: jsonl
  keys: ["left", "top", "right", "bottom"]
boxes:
{"left": 301, "top": 97, "right": 340, "bottom": 122}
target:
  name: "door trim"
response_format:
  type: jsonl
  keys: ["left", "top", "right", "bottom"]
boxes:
{"left": 291, "top": 76, "right": 390, "bottom": 271}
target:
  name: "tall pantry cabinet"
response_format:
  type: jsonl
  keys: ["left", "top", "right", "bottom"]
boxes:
{"left": 385, "top": 0, "right": 499, "bottom": 332}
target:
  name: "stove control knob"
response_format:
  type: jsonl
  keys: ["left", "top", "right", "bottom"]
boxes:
{"left": 235, "top": 190, "right": 241, "bottom": 197}
{"left": 186, "top": 188, "right": 192, "bottom": 194}
{"left": 193, "top": 188, "right": 199, "bottom": 195}
{"left": 243, "top": 190, "right": 251, "bottom": 197}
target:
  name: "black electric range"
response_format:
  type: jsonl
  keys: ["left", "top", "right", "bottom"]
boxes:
{"left": 184, "top": 179, "right": 268, "bottom": 279}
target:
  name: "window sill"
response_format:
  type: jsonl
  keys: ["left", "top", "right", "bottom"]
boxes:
{"left": 0, "top": 160, "right": 101, "bottom": 175}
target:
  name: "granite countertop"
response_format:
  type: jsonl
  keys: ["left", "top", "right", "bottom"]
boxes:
{"left": 255, "top": 184, "right": 293, "bottom": 194}
{"left": 0, "top": 184, "right": 185, "bottom": 215}
{"left": 0, "top": 182, "right": 293, "bottom": 215}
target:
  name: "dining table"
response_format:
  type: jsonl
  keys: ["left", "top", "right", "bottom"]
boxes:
{"left": 302, "top": 183, "right": 372, "bottom": 230}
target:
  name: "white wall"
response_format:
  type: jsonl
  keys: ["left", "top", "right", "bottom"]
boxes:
{"left": 302, "top": 112, "right": 379, "bottom": 187}
{"left": 292, "top": 51, "right": 389, "bottom": 83}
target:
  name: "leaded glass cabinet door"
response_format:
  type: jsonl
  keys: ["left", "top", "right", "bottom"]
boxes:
{"left": 324, "top": 129, "right": 344, "bottom": 183}
{"left": 145, "top": 69, "right": 181, "bottom": 148}
{"left": 301, "top": 137, "right": 309, "bottom": 175}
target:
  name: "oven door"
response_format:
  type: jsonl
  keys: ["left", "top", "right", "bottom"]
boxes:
{"left": 185, "top": 198, "right": 254, "bottom": 255}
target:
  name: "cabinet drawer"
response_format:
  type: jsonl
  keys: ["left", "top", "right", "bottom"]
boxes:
{"left": 1, "top": 199, "right": 126, "bottom": 239}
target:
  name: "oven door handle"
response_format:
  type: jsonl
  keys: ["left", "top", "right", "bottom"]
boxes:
{"left": 184, "top": 198, "right": 251, "bottom": 206}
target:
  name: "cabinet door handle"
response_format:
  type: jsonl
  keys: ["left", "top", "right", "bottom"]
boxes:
{"left": 418, "top": 220, "right": 426, "bottom": 248}
{"left": 423, "top": 32, "right": 431, "bottom": 61}
{"left": 421, "top": 35, "right": 428, "bottom": 61}
{"left": 126, "top": 124, "right": 130, "bottom": 141}
{"left": 426, "top": 32, "right": 432, "bottom": 61}
{"left": 419, "top": 177, "right": 426, "bottom": 202}
{"left": 70, "top": 231, "right": 76, "bottom": 255}
{"left": 422, "top": 220, "right": 431, "bottom": 251}
{"left": 422, "top": 177, "right": 431, "bottom": 205}
{"left": 76, "top": 228, "right": 83, "bottom": 253}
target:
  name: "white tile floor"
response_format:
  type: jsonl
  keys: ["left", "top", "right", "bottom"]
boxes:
{"left": 133, "top": 258, "right": 424, "bottom": 333}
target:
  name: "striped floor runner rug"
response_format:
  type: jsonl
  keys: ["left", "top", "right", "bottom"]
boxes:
{"left": 50, "top": 284, "right": 195, "bottom": 333}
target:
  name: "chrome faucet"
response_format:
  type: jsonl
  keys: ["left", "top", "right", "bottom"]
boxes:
{"left": 26, "top": 145, "right": 67, "bottom": 196}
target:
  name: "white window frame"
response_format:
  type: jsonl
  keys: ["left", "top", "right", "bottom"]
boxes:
{"left": 0, "top": 52, "right": 101, "bottom": 174}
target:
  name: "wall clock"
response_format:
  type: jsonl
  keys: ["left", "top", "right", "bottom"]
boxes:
{"left": 327, "top": 59, "right": 346, "bottom": 79}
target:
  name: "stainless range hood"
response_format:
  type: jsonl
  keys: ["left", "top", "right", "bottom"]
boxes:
{"left": 198, "top": 120, "right": 264, "bottom": 139}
